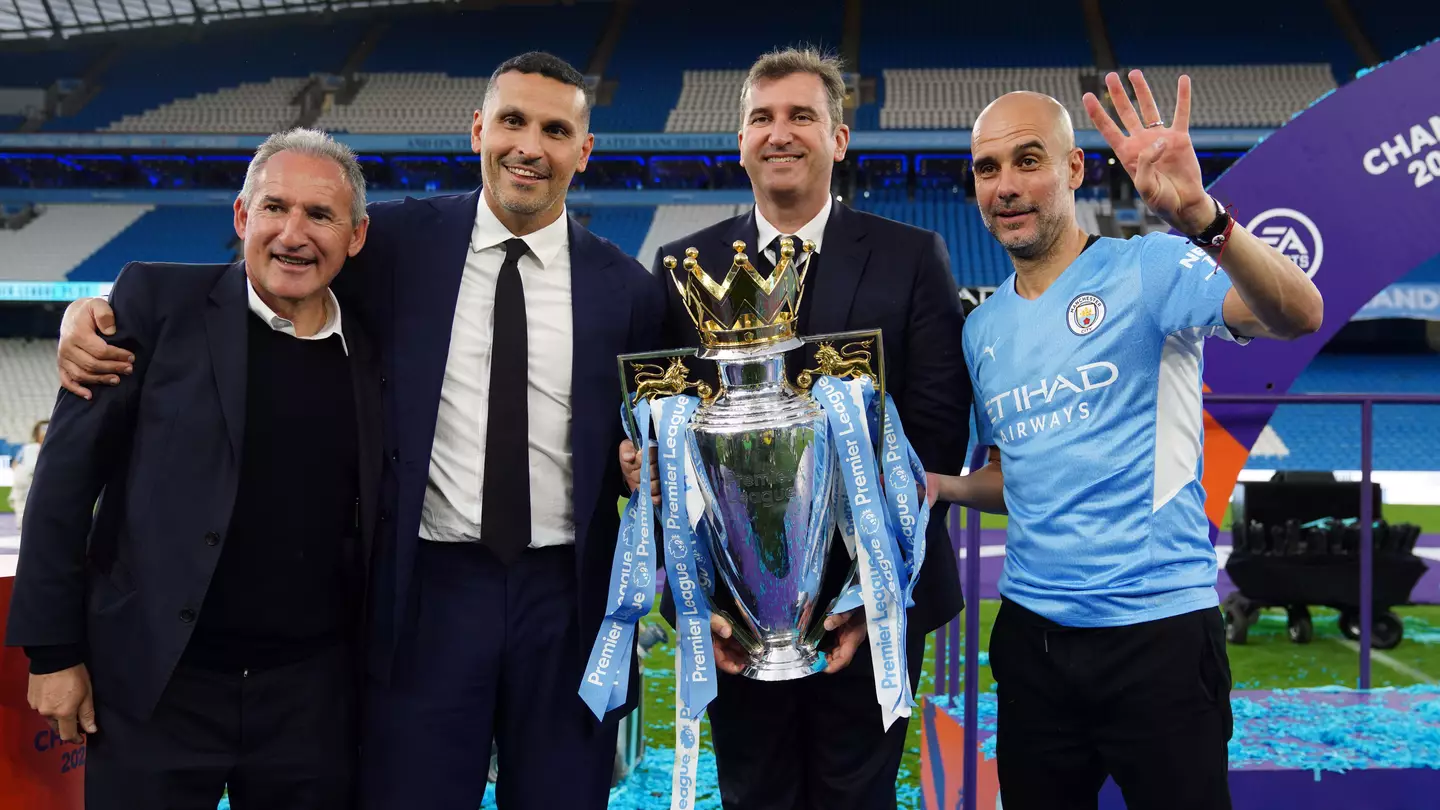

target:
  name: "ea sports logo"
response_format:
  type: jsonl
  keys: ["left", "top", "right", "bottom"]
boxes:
{"left": 1246, "top": 208, "right": 1323, "bottom": 279}
{"left": 1066, "top": 293, "right": 1106, "bottom": 336}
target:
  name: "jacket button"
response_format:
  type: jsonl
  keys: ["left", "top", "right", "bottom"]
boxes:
{"left": 179, "top": 608, "right": 196, "bottom": 623}
{"left": 391, "top": 450, "right": 399, "bottom": 462}
{"left": 379, "top": 510, "right": 390, "bottom": 522}
{"left": 380, "top": 376, "right": 387, "bottom": 387}
{"left": 205, "top": 532, "right": 220, "bottom": 546}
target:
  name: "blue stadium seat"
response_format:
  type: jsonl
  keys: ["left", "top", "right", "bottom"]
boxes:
{"left": 850, "top": 191, "right": 1013, "bottom": 288}
{"left": 361, "top": 6, "right": 607, "bottom": 76}
{"left": 858, "top": 0, "right": 1091, "bottom": 71}
{"left": 578, "top": 206, "right": 655, "bottom": 259}
{"left": 68, "top": 206, "right": 235, "bottom": 281}
{"left": 1254, "top": 355, "right": 1440, "bottom": 472}
{"left": 590, "top": 0, "right": 842, "bottom": 133}
{"left": 1104, "top": 0, "right": 1360, "bottom": 82}
{"left": 44, "top": 23, "right": 365, "bottom": 132}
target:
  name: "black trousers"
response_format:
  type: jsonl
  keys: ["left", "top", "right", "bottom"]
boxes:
{"left": 359, "top": 541, "right": 620, "bottom": 810}
{"left": 989, "top": 600, "right": 1233, "bottom": 810}
{"left": 85, "top": 644, "right": 356, "bottom": 810}
{"left": 708, "top": 622, "right": 927, "bottom": 810}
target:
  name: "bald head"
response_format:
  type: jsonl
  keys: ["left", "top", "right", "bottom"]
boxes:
{"left": 973, "top": 91, "right": 1074, "bottom": 152}
{"left": 970, "top": 91, "right": 1085, "bottom": 262}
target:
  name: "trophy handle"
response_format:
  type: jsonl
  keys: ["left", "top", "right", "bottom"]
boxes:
{"left": 795, "top": 328, "right": 887, "bottom": 461}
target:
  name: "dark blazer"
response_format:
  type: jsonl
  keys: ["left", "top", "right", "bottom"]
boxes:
{"left": 4, "top": 261, "right": 383, "bottom": 721}
{"left": 332, "top": 190, "right": 665, "bottom": 715}
{"left": 653, "top": 203, "right": 971, "bottom": 634}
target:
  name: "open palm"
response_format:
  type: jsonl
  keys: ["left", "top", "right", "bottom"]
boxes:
{"left": 1083, "top": 70, "right": 1214, "bottom": 234}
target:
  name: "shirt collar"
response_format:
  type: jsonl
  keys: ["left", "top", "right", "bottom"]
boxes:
{"left": 245, "top": 278, "right": 349, "bottom": 356}
{"left": 755, "top": 196, "right": 833, "bottom": 257}
{"left": 471, "top": 192, "right": 570, "bottom": 270}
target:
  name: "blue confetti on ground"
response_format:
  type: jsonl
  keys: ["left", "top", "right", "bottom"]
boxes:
{"left": 936, "top": 686, "right": 1440, "bottom": 773}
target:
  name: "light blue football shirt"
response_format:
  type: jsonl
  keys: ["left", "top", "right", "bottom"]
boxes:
{"left": 963, "top": 232, "right": 1247, "bottom": 627}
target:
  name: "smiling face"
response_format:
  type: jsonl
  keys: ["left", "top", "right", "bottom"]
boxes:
{"left": 971, "top": 92, "right": 1085, "bottom": 260}
{"left": 233, "top": 149, "right": 367, "bottom": 309}
{"left": 738, "top": 71, "right": 849, "bottom": 202}
{"left": 472, "top": 70, "right": 594, "bottom": 233}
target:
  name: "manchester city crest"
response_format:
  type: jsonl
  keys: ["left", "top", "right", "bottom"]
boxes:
{"left": 1067, "top": 293, "right": 1106, "bottom": 336}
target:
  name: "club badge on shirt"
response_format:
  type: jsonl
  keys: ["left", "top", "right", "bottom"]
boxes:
{"left": 1067, "top": 293, "right": 1107, "bottom": 336}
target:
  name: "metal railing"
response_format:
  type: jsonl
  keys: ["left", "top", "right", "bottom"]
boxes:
{"left": 931, "top": 393, "right": 1440, "bottom": 810}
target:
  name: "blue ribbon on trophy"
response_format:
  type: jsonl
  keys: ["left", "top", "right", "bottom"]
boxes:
{"left": 589, "top": 236, "right": 932, "bottom": 805}
{"left": 579, "top": 397, "right": 658, "bottom": 720}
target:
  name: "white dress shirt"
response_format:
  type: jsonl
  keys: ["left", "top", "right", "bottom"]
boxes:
{"left": 754, "top": 196, "right": 833, "bottom": 266}
{"left": 245, "top": 279, "right": 348, "bottom": 356}
{"left": 420, "top": 196, "right": 575, "bottom": 548}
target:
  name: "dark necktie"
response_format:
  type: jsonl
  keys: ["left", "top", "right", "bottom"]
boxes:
{"left": 480, "top": 237, "right": 532, "bottom": 563}
{"left": 764, "top": 234, "right": 820, "bottom": 335}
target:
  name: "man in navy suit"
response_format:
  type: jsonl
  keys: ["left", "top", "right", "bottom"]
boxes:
{"left": 622, "top": 47, "right": 971, "bottom": 810}
{"left": 56, "top": 53, "right": 664, "bottom": 810}
{"left": 11, "top": 129, "right": 382, "bottom": 809}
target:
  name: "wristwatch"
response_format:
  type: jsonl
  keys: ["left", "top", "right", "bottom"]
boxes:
{"left": 1187, "top": 196, "right": 1233, "bottom": 248}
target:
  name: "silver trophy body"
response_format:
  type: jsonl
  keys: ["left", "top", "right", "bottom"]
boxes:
{"left": 688, "top": 349, "right": 837, "bottom": 681}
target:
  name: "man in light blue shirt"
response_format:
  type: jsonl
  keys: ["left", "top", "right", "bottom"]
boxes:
{"left": 929, "top": 72, "right": 1323, "bottom": 810}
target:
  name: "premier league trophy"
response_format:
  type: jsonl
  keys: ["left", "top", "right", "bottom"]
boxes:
{"left": 581, "top": 238, "right": 928, "bottom": 806}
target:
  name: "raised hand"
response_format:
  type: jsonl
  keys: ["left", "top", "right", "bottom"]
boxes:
{"left": 1083, "top": 70, "right": 1216, "bottom": 235}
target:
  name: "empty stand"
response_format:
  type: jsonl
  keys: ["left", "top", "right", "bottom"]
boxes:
{"left": 105, "top": 77, "right": 306, "bottom": 133}
{"left": 666, "top": 70, "right": 746, "bottom": 133}
{"left": 851, "top": 190, "right": 1014, "bottom": 288}
{"left": 1115, "top": 64, "right": 1336, "bottom": 128}
{"left": 316, "top": 73, "right": 487, "bottom": 134}
{"left": 1249, "top": 354, "right": 1440, "bottom": 472}
{"left": 1103, "top": 0, "right": 1361, "bottom": 82}
{"left": 44, "top": 22, "right": 361, "bottom": 132}
{"left": 0, "top": 204, "right": 152, "bottom": 280}
{"left": 360, "top": 5, "right": 605, "bottom": 77}
{"left": 1357, "top": 5, "right": 1440, "bottom": 62}
{"left": 68, "top": 206, "right": 235, "bottom": 281}
{"left": 637, "top": 204, "right": 753, "bottom": 267}
{"left": 858, "top": 0, "right": 1092, "bottom": 71}
{"left": 878, "top": 68, "right": 1096, "bottom": 130}
{"left": 578, "top": 206, "right": 656, "bottom": 260}
{"left": 0, "top": 338, "right": 58, "bottom": 447}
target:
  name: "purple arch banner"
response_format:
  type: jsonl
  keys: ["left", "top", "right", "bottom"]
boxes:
{"left": 1195, "top": 40, "right": 1440, "bottom": 522}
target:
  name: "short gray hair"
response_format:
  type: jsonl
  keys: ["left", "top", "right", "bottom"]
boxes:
{"left": 741, "top": 47, "right": 847, "bottom": 131}
{"left": 238, "top": 128, "right": 368, "bottom": 226}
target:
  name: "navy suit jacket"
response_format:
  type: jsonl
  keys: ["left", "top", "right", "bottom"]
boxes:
{"left": 333, "top": 190, "right": 664, "bottom": 715}
{"left": 653, "top": 203, "right": 971, "bottom": 634}
{"left": 4, "top": 262, "right": 383, "bottom": 721}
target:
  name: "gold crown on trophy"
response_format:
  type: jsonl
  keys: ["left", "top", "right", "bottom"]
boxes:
{"left": 663, "top": 237, "right": 816, "bottom": 352}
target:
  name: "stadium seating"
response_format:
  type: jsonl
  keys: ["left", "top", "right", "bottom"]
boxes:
{"left": 576, "top": 206, "right": 656, "bottom": 260}
{"left": 1248, "top": 354, "right": 1440, "bottom": 472}
{"left": 0, "top": 338, "right": 57, "bottom": 448}
{"left": 0, "top": 204, "right": 152, "bottom": 280}
{"left": 1114, "top": 64, "right": 1336, "bottom": 128}
{"left": 105, "top": 77, "right": 307, "bottom": 134}
{"left": 857, "top": 0, "right": 1092, "bottom": 71}
{"left": 593, "top": 0, "right": 842, "bottom": 133}
{"left": 43, "top": 22, "right": 362, "bottom": 132}
{"left": 637, "top": 204, "right": 753, "bottom": 269}
{"left": 1357, "top": 6, "right": 1440, "bottom": 62}
{"left": 68, "top": 206, "right": 236, "bottom": 281}
{"left": 1103, "top": 0, "right": 1362, "bottom": 82}
{"left": 878, "top": 68, "right": 1096, "bottom": 131}
{"left": 359, "top": 5, "right": 605, "bottom": 77}
{"left": 665, "top": 71, "right": 745, "bottom": 133}
{"left": 316, "top": 72, "right": 488, "bottom": 134}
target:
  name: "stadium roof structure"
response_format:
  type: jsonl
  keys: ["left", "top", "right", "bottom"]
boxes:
{"left": 0, "top": 0, "right": 438, "bottom": 41}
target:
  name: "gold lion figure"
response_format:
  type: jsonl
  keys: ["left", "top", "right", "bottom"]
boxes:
{"left": 632, "top": 357, "right": 713, "bottom": 403}
{"left": 797, "top": 340, "right": 874, "bottom": 389}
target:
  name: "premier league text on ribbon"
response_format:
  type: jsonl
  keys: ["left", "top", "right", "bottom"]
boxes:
{"left": 663, "top": 397, "right": 711, "bottom": 690}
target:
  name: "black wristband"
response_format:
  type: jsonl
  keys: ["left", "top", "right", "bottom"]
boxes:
{"left": 1188, "top": 197, "right": 1232, "bottom": 247}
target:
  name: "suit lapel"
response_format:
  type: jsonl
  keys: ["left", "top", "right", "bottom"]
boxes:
{"left": 806, "top": 203, "right": 870, "bottom": 336}
{"left": 204, "top": 262, "right": 249, "bottom": 460}
{"left": 567, "top": 217, "right": 628, "bottom": 554}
